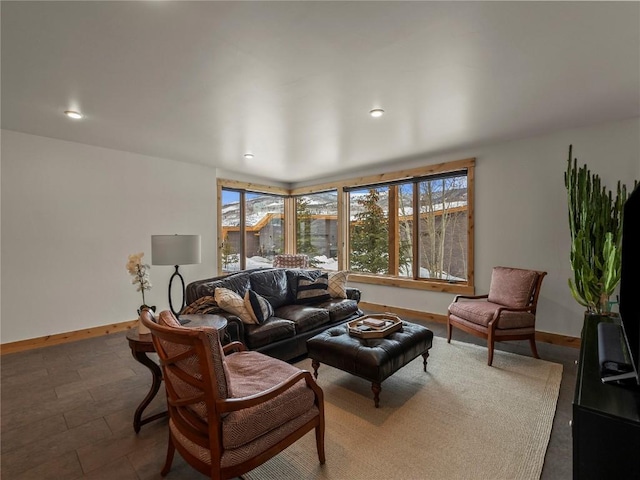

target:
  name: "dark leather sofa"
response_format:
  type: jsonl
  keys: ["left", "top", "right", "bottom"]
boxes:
{"left": 186, "top": 268, "right": 363, "bottom": 361}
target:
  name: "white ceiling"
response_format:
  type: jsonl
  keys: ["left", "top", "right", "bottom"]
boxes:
{"left": 2, "top": 1, "right": 639, "bottom": 183}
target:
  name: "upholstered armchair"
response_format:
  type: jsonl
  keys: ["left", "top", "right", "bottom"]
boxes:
{"left": 447, "top": 266, "right": 547, "bottom": 366}
{"left": 140, "top": 309, "right": 325, "bottom": 480}
{"left": 273, "top": 254, "right": 309, "bottom": 268}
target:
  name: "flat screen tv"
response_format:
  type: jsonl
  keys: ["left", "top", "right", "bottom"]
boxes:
{"left": 619, "top": 183, "right": 640, "bottom": 385}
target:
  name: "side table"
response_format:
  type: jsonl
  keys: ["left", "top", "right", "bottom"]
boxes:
{"left": 125, "top": 314, "right": 228, "bottom": 433}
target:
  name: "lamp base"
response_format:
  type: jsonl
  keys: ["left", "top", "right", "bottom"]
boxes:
{"left": 169, "top": 265, "right": 188, "bottom": 322}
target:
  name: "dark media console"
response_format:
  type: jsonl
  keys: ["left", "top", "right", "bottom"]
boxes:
{"left": 573, "top": 314, "right": 640, "bottom": 479}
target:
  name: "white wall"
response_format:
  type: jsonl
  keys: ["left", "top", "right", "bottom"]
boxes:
{"left": 1, "top": 130, "right": 218, "bottom": 343}
{"left": 304, "top": 118, "right": 639, "bottom": 337}
{"left": 2, "top": 119, "right": 638, "bottom": 343}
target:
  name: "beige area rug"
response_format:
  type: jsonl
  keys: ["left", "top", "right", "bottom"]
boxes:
{"left": 244, "top": 336, "right": 563, "bottom": 480}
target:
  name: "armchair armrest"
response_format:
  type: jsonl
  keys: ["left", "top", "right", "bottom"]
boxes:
{"left": 453, "top": 294, "right": 488, "bottom": 303}
{"left": 217, "top": 370, "right": 321, "bottom": 413}
{"left": 223, "top": 341, "right": 247, "bottom": 355}
{"left": 489, "top": 304, "right": 536, "bottom": 328}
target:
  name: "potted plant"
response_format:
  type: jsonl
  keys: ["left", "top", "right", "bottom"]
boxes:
{"left": 126, "top": 252, "right": 155, "bottom": 332}
{"left": 564, "top": 145, "right": 634, "bottom": 314}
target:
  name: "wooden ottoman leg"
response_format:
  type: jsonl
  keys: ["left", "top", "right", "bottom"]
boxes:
{"left": 371, "top": 382, "right": 382, "bottom": 408}
{"left": 422, "top": 350, "right": 429, "bottom": 372}
{"left": 311, "top": 359, "right": 320, "bottom": 379}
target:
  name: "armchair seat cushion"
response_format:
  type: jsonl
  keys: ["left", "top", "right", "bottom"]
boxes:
{"left": 223, "top": 351, "right": 317, "bottom": 450}
{"left": 449, "top": 301, "right": 535, "bottom": 329}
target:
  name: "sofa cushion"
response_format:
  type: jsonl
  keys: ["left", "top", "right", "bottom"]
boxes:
{"left": 274, "top": 304, "right": 330, "bottom": 333}
{"left": 249, "top": 269, "right": 289, "bottom": 308}
{"left": 285, "top": 269, "right": 324, "bottom": 301}
{"left": 315, "top": 299, "right": 358, "bottom": 322}
{"left": 327, "top": 271, "right": 349, "bottom": 299}
{"left": 215, "top": 287, "right": 255, "bottom": 324}
{"left": 243, "top": 317, "right": 296, "bottom": 349}
{"left": 244, "top": 290, "right": 274, "bottom": 325}
{"left": 295, "top": 273, "right": 330, "bottom": 304}
{"left": 487, "top": 267, "right": 538, "bottom": 308}
{"left": 220, "top": 272, "right": 252, "bottom": 298}
{"left": 189, "top": 272, "right": 252, "bottom": 302}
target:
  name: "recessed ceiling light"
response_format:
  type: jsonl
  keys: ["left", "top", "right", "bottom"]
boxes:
{"left": 369, "top": 108, "right": 385, "bottom": 118}
{"left": 244, "top": 153, "right": 254, "bottom": 159}
{"left": 64, "top": 110, "right": 83, "bottom": 120}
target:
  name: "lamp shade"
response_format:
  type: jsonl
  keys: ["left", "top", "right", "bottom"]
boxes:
{"left": 151, "top": 235, "right": 201, "bottom": 266}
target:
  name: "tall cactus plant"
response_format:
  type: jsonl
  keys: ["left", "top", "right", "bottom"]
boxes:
{"left": 564, "top": 145, "right": 630, "bottom": 314}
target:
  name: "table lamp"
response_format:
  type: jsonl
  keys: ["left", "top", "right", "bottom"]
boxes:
{"left": 151, "top": 234, "right": 201, "bottom": 319}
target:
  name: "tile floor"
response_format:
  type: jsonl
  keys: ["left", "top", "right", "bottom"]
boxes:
{"left": 1, "top": 317, "right": 578, "bottom": 479}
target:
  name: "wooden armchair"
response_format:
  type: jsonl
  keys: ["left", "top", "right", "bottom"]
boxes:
{"left": 447, "top": 266, "right": 547, "bottom": 366}
{"left": 273, "top": 254, "right": 309, "bottom": 268}
{"left": 140, "top": 310, "right": 325, "bottom": 479}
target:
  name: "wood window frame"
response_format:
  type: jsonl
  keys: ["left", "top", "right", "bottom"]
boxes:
{"left": 217, "top": 157, "right": 474, "bottom": 294}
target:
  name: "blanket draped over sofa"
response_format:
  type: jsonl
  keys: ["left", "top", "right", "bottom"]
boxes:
{"left": 186, "top": 268, "right": 363, "bottom": 361}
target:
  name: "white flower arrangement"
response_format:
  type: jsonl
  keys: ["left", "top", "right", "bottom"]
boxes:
{"left": 126, "top": 252, "right": 152, "bottom": 307}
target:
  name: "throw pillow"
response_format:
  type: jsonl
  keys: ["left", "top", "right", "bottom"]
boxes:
{"left": 295, "top": 273, "right": 330, "bottom": 304}
{"left": 244, "top": 289, "right": 275, "bottom": 324}
{"left": 214, "top": 287, "right": 255, "bottom": 324}
{"left": 328, "top": 271, "right": 349, "bottom": 299}
{"left": 180, "top": 296, "right": 223, "bottom": 315}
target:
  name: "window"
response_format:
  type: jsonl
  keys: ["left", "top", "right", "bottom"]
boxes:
{"left": 345, "top": 165, "right": 472, "bottom": 289}
{"left": 218, "top": 157, "right": 474, "bottom": 293}
{"left": 220, "top": 189, "right": 242, "bottom": 272}
{"left": 348, "top": 186, "right": 390, "bottom": 274}
{"left": 418, "top": 174, "right": 468, "bottom": 281}
{"left": 245, "top": 192, "right": 284, "bottom": 268}
{"left": 219, "top": 186, "right": 286, "bottom": 272}
{"left": 295, "top": 191, "right": 338, "bottom": 270}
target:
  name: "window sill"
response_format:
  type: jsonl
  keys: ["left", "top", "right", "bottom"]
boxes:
{"left": 348, "top": 273, "right": 475, "bottom": 295}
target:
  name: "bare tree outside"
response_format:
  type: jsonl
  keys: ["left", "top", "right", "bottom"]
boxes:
{"left": 418, "top": 175, "right": 467, "bottom": 280}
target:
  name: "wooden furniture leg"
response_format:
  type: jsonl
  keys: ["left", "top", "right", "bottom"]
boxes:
{"left": 129, "top": 349, "right": 168, "bottom": 433}
{"left": 371, "top": 382, "right": 381, "bottom": 408}
{"left": 422, "top": 351, "right": 429, "bottom": 372}
{"left": 312, "top": 359, "right": 320, "bottom": 379}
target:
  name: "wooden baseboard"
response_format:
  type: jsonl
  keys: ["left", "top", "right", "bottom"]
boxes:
{"left": 1, "top": 303, "right": 582, "bottom": 355}
{"left": 360, "top": 301, "right": 581, "bottom": 349}
{"left": 0, "top": 320, "right": 138, "bottom": 355}
{"left": 360, "top": 301, "right": 449, "bottom": 324}
{"left": 534, "top": 330, "right": 581, "bottom": 349}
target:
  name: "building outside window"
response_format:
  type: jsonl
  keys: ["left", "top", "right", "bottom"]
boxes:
{"left": 220, "top": 188, "right": 285, "bottom": 272}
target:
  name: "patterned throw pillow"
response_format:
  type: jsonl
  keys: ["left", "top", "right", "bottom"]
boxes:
{"left": 180, "top": 296, "right": 223, "bottom": 315}
{"left": 295, "top": 273, "right": 330, "bottom": 304}
{"left": 214, "top": 287, "right": 255, "bottom": 324}
{"left": 244, "top": 289, "right": 274, "bottom": 324}
{"left": 328, "top": 271, "right": 349, "bottom": 299}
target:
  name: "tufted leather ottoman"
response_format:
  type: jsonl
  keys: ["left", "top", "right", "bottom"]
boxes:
{"left": 307, "top": 321, "right": 433, "bottom": 407}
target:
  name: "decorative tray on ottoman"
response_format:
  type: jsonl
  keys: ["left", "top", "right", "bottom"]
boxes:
{"left": 348, "top": 313, "right": 403, "bottom": 339}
